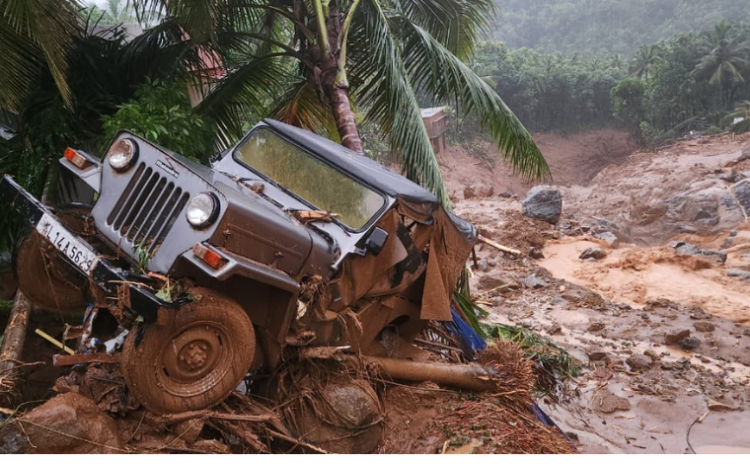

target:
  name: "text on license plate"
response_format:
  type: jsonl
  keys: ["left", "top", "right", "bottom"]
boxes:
{"left": 36, "top": 213, "right": 98, "bottom": 273}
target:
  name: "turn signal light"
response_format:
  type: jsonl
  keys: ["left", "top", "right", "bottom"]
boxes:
{"left": 193, "top": 243, "right": 225, "bottom": 270}
{"left": 64, "top": 147, "right": 92, "bottom": 169}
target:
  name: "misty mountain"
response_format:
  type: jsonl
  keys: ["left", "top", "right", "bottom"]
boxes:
{"left": 491, "top": 0, "right": 750, "bottom": 55}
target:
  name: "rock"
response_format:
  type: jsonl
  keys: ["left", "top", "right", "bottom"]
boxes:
{"left": 660, "top": 361, "right": 675, "bottom": 370}
{"left": 293, "top": 380, "right": 383, "bottom": 454}
{"left": 587, "top": 321, "right": 606, "bottom": 332}
{"left": 727, "top": 268, "right": 750, "bottom": 280}
{"left": 719, "top": 169, "right": 738, "bottom": 183}
{"left": 478, "top": 275, "right": 505, "bottom": 290}
{"left": 665, "top": 329, "right": 691, "bottom": 345}
{"left": 522, "top": 274, "right": 548, "bottom": 289}
{"left": 670, "top": 241, "right": 727, "bottom": 266}
{"left": 529, "top": 247, "right": 545, "bottom": 260}
{"left": 626, "top": 354, "right": 654, "bottom": 371}
{"left": 522, "top": 185, "right": 562, "bottom": 224}
{"left": 644, "top": 349, "right": 660, "bottom": 361}
{"left": 693, "top": 321, "right": 716, "bottom": 333}
{"left": 464, "top": 184, "right": 494, "bottom": 199}
{"left": 579, "top": 247, "right": 607, "bottom": 260}
{"left": 0, "top": 393, "right": 122, "bottom": 453}
{"left": 596, "top": 232, "right": 620, "bottom": 249}
{"left": 476, "top": 185, "right": 494, "bottom": 197}
{"left": 707, "top": 399, "right": 738, "bottom": 411}
{"left": 681, "top": 337, "right": 701, "bottom": 351}
{"left": 588, "top": 352, "right": 609, "bottom": 362}
{"left": 477, "top": 258, "right": 489, "bottom": 272}
{"left": 593, "top": 391, "right": 631, "bottom": 414}
{"left": 174, "top": 419, "right": 204, "bottom": 444}
{"left": 547, "top": 324, "right": 562, "bottom": 335}
{"left": 732, "top": 180, "right": 750, "bottom": 218}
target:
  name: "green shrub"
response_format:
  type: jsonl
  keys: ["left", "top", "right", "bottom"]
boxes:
{"left": 102, "top": 79, "right": 216, "bottom": 163}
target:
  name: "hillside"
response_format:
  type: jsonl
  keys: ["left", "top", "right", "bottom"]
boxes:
{"left": 491, "top": 0, "right": 750, "bottom": 55}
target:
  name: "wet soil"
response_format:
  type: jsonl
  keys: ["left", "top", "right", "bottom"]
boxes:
{"left": 452, "top": 134, "right": 750, "bottom": 453}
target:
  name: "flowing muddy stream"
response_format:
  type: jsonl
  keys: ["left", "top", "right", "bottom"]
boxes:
{"left": 539, "top": 238, "right": 750, "bottom": 323}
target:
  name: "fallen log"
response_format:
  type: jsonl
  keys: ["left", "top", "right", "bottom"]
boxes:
{"left": 0, "top": 292, "right": 31, "bottom": 407}
{"left": 477, "top": 235, "right": 522, "bottom": 256}
{"left": 362, "top": 356, "right": 500, "bottom": 392}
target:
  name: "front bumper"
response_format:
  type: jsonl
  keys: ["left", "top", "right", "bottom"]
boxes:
{"left": 1, "top": 175, "right": 175, "bottom": 321}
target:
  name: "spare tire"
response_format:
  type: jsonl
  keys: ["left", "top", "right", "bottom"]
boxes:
{"left": 14, "top": 230, "right": 89, "bottom": 313}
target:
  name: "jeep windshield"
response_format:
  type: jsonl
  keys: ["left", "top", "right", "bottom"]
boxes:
{"left": 234, "top": 128, "right": 386, "bottom": 230}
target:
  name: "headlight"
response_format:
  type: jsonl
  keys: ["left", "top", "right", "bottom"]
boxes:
{"left": 186, "top": 193, "right": 219, "bottom": 229}
{"left": 108, "top": 139, "right": 137, "bottom": 171}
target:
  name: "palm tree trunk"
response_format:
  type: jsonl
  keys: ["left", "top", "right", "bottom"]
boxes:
{"left": 328, "top": 86, "right": 364, "bottom": 154}
{"left": 0, "top": 292, "right": 31, "bottom": 407}
{"left": 315, "top": 0, "right": 365, "bottom": 155}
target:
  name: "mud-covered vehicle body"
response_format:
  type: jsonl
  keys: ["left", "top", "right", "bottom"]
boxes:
{"left": 1, "top": 119, "right": 476, "bottom": 414}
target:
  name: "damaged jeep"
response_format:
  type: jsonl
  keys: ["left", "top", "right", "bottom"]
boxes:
{"left": 1, "top": 119, "right": 477, "bottom": 415}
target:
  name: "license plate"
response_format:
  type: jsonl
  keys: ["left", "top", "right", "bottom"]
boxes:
{"left": 36, "top": 212, "right": 98, "bottom": 274}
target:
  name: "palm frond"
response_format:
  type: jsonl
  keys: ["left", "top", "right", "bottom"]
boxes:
{"left": 198, "top": 53, "right": 292, "bottom": 148}
{"left": 399, "top": 0, "right": 494, "bottom": 60}
{"left": 269, "top": 80, "right": 339, "bottom": 139}
{"left": 350, "top": 0, "right": 450, "bottom": 205}
{"left": 0, "top": 0, "right": 80, "bottom": 109}
{"left": 398, "top": 20, "right": 550, "bottom": 182}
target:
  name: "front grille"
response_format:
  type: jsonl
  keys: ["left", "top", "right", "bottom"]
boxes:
{"left": 106, "top": 163, "right": 189, "bottom": 255}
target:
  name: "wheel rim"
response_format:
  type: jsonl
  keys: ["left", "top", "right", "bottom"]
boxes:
{"left": 157, "top": 322, "right": 235, "bottom": 397}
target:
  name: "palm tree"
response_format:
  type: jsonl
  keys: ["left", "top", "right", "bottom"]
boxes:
{"left": 0, "top": 0, "right": 81, "bottom": 111}
{"left": 105, "top": 0, "right": 136, "bottom": 24}
{"left": 132, "top": 0, "right": 549, "bottom": 204}
{"left": 629, "top": 44, "right": 662, "bottom": 80}
{"left": 692, "top": 20, "right": 750, "bottom": 109}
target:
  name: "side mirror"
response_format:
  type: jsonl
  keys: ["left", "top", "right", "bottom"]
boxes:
{"left": 354, "top": 227, "right": 388, "bottom": 257}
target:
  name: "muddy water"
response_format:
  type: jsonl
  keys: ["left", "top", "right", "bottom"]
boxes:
{"left": 695, "top": 446, "right": 750, "bottom": 454}
{"left": 539, "top": 238, "right": 750, "bottom": 324}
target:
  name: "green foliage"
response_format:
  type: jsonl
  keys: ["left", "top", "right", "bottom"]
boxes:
{"left": 469, "top": 43, "right": 626, "bottom": 133}
{"left": 0, "top": 0, "right": 80, "bottom": 111}
{"left": 0, "top": 22, "right": 206, "bottom": 250}
{"left": 612, "top": 78, "right": 647, "bottom": 129}
{"left": 491, "top": 0, "right": 750, "bottom": 56}
{"left": 102, "top": 79, "right": 215, "bottom": 163}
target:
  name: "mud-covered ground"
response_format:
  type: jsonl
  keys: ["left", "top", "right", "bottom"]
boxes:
{"left": 454, "top": 133, "right": 750, "bottom": 454}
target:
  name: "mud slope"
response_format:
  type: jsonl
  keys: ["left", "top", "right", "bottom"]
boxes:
{"left": 441, "top": 129, "right": 634, "bottom": 198}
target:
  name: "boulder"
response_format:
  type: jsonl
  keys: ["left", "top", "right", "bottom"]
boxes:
{"left": 522, "top": 273, "right": 549, "bottom": 289}
{"left": 693, "top": 321, "right": 716, "bottom": 333}
{"left": 596, "top": 232, "right": 620, "bottom": 249}
{"left": 665, "top": 329, "right": 691, "bottom": 345}
{"left": 732, "top": 180, "right": 750, "bottom": 218}
{"left": 727, "top": 268, "right": 750, "bottom": 280}
{"left": 680, "top": 337, "right": 701, "bottom": 351}
{"left": 579, "top": 247, "right": 607, "bottom": 260}
{"left": 670, "top": 241, "right": 727, "bottom": 266}
{"left": 463, "top": 186, "right": 476, "bottom": 200}
{"left": 522, "top": 185, "right": 562, "bottom": 224}
{"left": 626, "top": 354, "right": 654, "bottom": 371}
{"left": 0, "top": 393, "right": 122, "bottom": 454}
{"left": 478, "top": 275, "right": 506, "bottom": 291}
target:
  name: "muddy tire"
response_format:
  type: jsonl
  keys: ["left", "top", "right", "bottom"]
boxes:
{"left": 14, "top": 230, "right": 89, "bottom": 313}
{"left": 122, "top": 288, "right": 255, "bottom": 414}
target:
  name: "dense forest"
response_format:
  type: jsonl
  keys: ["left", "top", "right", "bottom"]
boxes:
{"left": 468, "top": 16, "right": 750, "bottom": 143}
{"left": 490, "top": 0, "right": 750, "bottom": 56}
